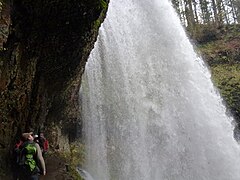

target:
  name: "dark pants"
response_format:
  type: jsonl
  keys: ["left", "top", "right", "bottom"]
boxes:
{"left": 29, "top": 174, "right": 39, "bottom": 180}
{"left": 19, "top": 165, "right": 41, "bottom": 180}
{"left": 19, "top": 174, "right": 39, "bottom": 180}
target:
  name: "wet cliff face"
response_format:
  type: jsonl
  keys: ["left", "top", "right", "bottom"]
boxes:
{"left": 0, "top": 0, "right": 109, "bottom": 173}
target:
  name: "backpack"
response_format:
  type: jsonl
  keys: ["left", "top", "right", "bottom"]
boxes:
{"left": 13, "top": 140, "right": 23, "bottom": 165}
{"left": 18, "top": 141, "right": 40, "bottom": 175}
{"left": 38, "top": 137, "right": 49, "bottom": 153}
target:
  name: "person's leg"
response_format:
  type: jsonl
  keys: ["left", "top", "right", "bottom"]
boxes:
{"left": 29, "top": 174, "right": 39, "bottom": 180}
{"left": 18, "top": 171, "right": 28, "bottom": 180}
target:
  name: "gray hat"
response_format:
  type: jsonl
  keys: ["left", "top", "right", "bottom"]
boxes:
{"left": 22, "top": 132, "right": 33, "bottom": 141}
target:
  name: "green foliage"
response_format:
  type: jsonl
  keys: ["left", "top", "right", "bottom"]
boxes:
{"left": 59, "top": 142, "right": 85, "bottom": 179}
{"left": 69, "top": 143, "right": 86, "bottom": 167}
{"left": 100, "top": 0, "right": 108, "bottom": 10}
{"left": 200, "top": 41, "right": 235, "bottom": 65}
{"left": 197, "top": 25, "right": 240, "bottom": 121}
{"left": 93, "top": 0, "right": 108, "bottom": 30}
{"left": 211, "top": 65, "right": 240, "bottom": 118}
{"left": 68, "top": 166, "right": 84, "bottom": 180}
{"left": 93, "top": 19, "right": 101, "bottom": 30}
{"left": 198, "top": 25, "right": 240, "bottom": 66}
{"left": 193, "top": 24, "right": 240, "bottom": 44}
{"left": 193, "top": 25, "right": 218, "bottom": 43}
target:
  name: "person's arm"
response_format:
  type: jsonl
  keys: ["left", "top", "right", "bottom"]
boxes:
{"left": 35, "top": 143, "right": 46, "bottom": 175}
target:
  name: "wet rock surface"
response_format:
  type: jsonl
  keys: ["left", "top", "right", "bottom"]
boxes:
{"left": 0, "top": 0, "right": 109, "bottom": 176}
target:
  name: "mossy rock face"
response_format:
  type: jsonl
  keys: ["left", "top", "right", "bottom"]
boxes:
{"left": 211, "top": 65, "right": 240, "bottom": 121}
{"left": 0, "top": 0, "right": 109, "bottom": 176}
{"left": 198, "top": 25, "right": 240, "bottom": 123}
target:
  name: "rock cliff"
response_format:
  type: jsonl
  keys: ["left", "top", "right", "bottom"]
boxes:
{"left": 0, "top": 0, "right": 109, "bottom": 175}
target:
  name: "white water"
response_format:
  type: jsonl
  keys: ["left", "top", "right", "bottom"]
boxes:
{"left": 80, "top": 0, "right": 240, "bottom": 179}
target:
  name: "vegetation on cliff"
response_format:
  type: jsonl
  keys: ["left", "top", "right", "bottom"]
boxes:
{"left": 171, "top": 0, "right": 240, "bottom": 123}
{"left": 0, "top": 0, "right": 239, "bottom": 178}
{"left": 197, "top": 25, "right": 240, "bottom": 122}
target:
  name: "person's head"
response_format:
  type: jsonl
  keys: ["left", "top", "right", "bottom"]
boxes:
{"left": 22, "top": 132, "right": 34, "bottom": 142}
{"left": 39, "top": 132, "right": 45, "bottom": 138}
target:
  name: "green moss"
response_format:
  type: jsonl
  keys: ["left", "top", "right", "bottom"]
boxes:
{"left": 211, "top": 64, "right": 240, "bottom": 118}
{"left": 57, "top": 142, "right": 86, "bottom": 180}
{"left": 93, "top": 19, "right": 101, "bottom": 30}
{"left": 197, "top": 25, "right": 240, "bottom": 121}
{"left": 100, "top": 0, "right": 108, "bottom": 10}
{"left": 68, "top": 166, "right": 84, "bottom": 180}
{"left": 68, "top": 143, "right": 86, "bottom": 167}
{"left": 93, "top": 0, "right": 108, "bottom": 30}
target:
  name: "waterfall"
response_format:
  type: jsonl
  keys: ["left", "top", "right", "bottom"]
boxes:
{"left": 80, "top": 0, "right": 240, "bottom": 179}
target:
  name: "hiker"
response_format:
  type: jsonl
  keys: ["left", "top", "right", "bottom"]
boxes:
{"left": 18, "top": 132, "right": 46, "bottom": 180}
{"left": 38, "top": 132, "right": 49, "bottom": 156}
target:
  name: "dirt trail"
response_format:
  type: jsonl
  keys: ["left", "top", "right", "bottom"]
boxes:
{"left": 41, "top": 153, "right": 73, "bottom": 180}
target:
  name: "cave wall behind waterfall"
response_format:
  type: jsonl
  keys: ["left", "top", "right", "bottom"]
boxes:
{"left": 0, "top": 0, "right": 109, "bottom": 174}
